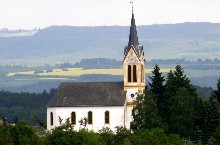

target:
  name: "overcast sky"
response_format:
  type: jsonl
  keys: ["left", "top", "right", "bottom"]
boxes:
{"left": 1, "top": 0, "right": 220, "bottom": 29}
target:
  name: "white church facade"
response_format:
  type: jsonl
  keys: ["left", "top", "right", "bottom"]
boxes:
{"left": 47, "top": 11, "right": 145, "bottom": 132}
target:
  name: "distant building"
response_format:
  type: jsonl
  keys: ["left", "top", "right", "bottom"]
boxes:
{"left": 47, "top": 10, "right": 145, "bottom": 132}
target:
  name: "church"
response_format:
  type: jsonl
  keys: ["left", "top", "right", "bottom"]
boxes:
{"left": 47, "top": 10, "right": 145, "bottom": 132}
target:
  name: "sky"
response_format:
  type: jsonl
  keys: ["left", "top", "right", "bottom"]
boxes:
{"left": 1, "top": 0, "right": 220, "bottom": 30}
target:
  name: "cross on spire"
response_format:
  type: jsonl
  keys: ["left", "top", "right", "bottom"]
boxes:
{"left": 130, "top": 0, "right": 134, "bottom": 13}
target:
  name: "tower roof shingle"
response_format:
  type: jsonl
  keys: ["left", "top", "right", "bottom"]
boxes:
{"left": 124, "top": 12, "right": 143, "bottom": 60}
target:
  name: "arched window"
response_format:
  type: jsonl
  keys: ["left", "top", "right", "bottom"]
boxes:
{"left": 141, "top": 65, "right": 144, "bottom": 83}
{"left": 133, "top": 65, "right": 137, "bottom": 82}
{"left": 50, "top": 112, "right": 53, "bottom": 126}
{"left": 105, "top": 111, "right": 109, "bottom": 124}
{"left": 71, "top": 112, "right": 76, "bottom": 124}
{"left": 88, "top": 111, "right": 93, "bottom": 124}
{"left": 128, "top": 65, "right": 131, "bottom": 82}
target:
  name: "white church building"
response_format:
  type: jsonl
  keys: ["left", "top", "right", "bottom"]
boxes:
{"left": 47, "top": 10, "right": 145, "bottom": 132}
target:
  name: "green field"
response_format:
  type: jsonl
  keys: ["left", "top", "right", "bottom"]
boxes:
{"left": 0, "top": 65, "right": 219, "bottom": 92}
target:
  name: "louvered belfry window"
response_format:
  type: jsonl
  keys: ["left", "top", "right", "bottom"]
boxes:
{"left": 128, "top": 65, "right": 132, "bottom": 82}
{"left": 133, "top": 65, "right": 137, "bottom": 82}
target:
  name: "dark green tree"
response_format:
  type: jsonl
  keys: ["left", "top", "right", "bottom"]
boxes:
{"left": 166, "top": 64, "right": 196, "bottom": 96}
{"left": 1, "top": 121, "right": 42, "bottom": 145}
{"left": 148, "top": 65, "right": 165, "bottom": 117}
{"left": 168, "top": 87, "right": 196, "bottom": 138}
{"left": 191, "top": 95, "right": 220, "bottom": 144}
{"left": 132, "top": 92, "right": 163, "bottom": 131}
{"left": 165, "top": 70, "right": 175, "bottom": 96}
{"left": 99, "top": 127, "right": 115, "bottom": 145}
{"left": 211, "top": 78, "right": 220, "bottom": 102}
{"left": 162, "top": 70, "right": 175, "bottom": 124}
{"left": 164, "top": 65, "right": 198, "bottom": 139}
{"left": 201, "top": 98, "right": 220, "bottom": 144}
{"left": 0, "top": 125, "right": 13, "bottom": 145}
{"left": 45, "top": 126, "right": 103, "bottom": 145}
{"left": 114, "top": 126, "right": 132, "bottom": 145}
{"left": 193, "top": 97, "right": 204, "bottom": 142}
{"left": 130, "top": 128, "right": 184, "bottom": 145}
{"left": 209, "top": 126, "right": 220, "bottom": 145}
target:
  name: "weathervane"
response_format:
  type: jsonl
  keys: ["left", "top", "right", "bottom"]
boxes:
{"left": 130, "top": 0, "right": 134, "bottom": 13}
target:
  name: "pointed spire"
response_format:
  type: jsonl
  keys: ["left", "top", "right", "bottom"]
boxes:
{"left": 128, "top": 6, "right": 139, "bottom": 48}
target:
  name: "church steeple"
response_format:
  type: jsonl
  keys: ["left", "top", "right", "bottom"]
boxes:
{"left": 123, "top": 1, "right": 145, "bottom": 130}
{"left": 123, "top": 3, "right": 143, "bottom": 60}
{"left": 128, "top": 12, "right": 139, "bottom": 48}
{"left": 123, "top": 1, "right": 145, "bottom": 92}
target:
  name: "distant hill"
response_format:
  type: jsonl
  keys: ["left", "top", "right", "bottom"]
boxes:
{"left": 1, "top": 22, "right": 220, "bottom": 66}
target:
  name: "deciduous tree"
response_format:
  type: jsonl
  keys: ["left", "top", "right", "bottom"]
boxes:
{"left": 132, "top": 92, "right": 163, "bottom": 131}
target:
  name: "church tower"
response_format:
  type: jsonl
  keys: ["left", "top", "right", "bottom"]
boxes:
{"left": 123, "top": 5, "right": 145, "bottom": 128}
{"left": 123, "top": 9, "right": 145, "bottom": 94}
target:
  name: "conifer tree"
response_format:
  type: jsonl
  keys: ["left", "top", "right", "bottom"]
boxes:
{"left": 200, "top": 98, "right": 220, "bottom": 144}
{"left": 164, "top": 69, "right": 176, "bottom": 102}
{"left": 162, "top": 70, "right": 176, "bottom": 125}
{"left": 165, "top": 65, "right": 197, "bottom": 113}
{"left": 164, "top": 65, "right": 198, "bottom": 138}
{"left": 209, "top": 126, "right": 220, "bottom": 145}
{"left": 168, "top": 88, "right": 196, "bottom": 138}
{"left": 148, "top": 65, "right": 165, "bottom": 117}
{"left": 193, "top": 97, "right": 204, "bottom": 142}
{"left": 160, "top": 70, "right": 175, "bottom": 123}
{"left": 211, "top": 78, "right": 220, "bottom": 102}
{"left": 168, "top": 64, "right": 196, "bottom": 96}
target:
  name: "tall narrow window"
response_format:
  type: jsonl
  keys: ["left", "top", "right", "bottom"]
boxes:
{"left": 133, "top": 65, "right": 137, "bottom": 82}
{"left": 71, "top": 112, "right": 76, "bottom": 124}
{"left": 128, "top": 65, "right": 131, "bottom": 82}
{"left": 50, "top": 112, "right": 53, "bottom": 126}
{"left": 88, "top": 111, "right": 93, "bottom": 124}
{"left": 105, "top": 111, "right": 109, "bottom": 124}
{"left": 141, "top": 65, "right": 144, "bottom": 83}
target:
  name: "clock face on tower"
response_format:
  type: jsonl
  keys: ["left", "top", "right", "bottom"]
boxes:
{"left": 129, "top": 56, "right": 135, "bottom": 62}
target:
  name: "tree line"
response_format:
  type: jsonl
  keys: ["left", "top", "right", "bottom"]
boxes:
{"left": 59, "top": 58, "right": 220, "bottom": 69}
{"left": 0, "top": 89, "right": 56, "bottom": 125}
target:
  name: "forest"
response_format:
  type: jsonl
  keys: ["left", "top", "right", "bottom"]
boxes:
{"left": 131, "top": 64, "right": 220, "bottom": 144}
{"left": 0, "top": 89, "right": 56, "bottom": 126}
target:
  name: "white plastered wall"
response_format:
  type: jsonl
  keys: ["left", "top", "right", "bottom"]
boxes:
{"left": 124, "top": 88, "right": 138, "bottom": 128}
{"left": 47, "top": 106, "right": 125, "bottom": 132}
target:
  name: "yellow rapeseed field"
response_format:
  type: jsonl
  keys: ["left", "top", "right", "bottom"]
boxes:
{"left": 38, "top": 69, "right": 123, "bottom": 76}
{"left": 7, "top": 68, "right": 171, "bottom": 77}
{"left": 7, "top": 71, "right": 35, "bottom": 77}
